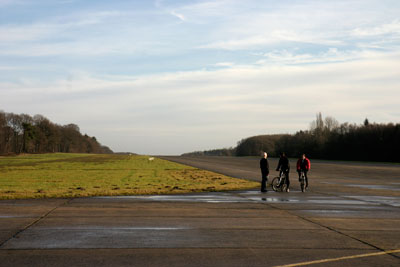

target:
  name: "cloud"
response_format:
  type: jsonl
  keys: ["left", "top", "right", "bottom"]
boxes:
{"left": 2, "top": 50, "right": 399, "bottom": 154}
{"left": 0, "top": 40, "right": 137, "bottom": 56}
{"left": 0, "top": 0, "right": 76, "bottom": 6}
{"left": 1, "top": 0, "right": 400, "bottom": 154}
{"left": 192, "top": 1, "right": 400, "bottom": 51}
{"left": 0, "top": 10, "right": 135, "bottom": 57}
{"left": 169, "top": 10, "right": 185, "bottom": 21}
{"left": 0, "top": 11, "right": 122, "bottom": 43}
{"left": 0, "top": 24, "right": 56, "bottom": 42}
{"left": 352, "top": 20, "right": 400, "bottom": 37}
{"left": 214, "top": 62, "right": 234, "bottom": 67}
{"left": 0, "top": 0, "right": 22, "bottom": 7}
{"left": 199, "top": 31, "right": 344, "bottom": 51}
{"left": 0, "top": 65, "right": 24, "bottom": 70}
{"left": 256, "top": 48, "right": 375, "bottom": 65}
{"left": 157, "top": 0, "right": 234, "bottom": 21}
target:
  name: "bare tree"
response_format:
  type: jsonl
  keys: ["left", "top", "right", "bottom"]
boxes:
{"left": 324, "top": 116, "right": 339, "bottom": 132}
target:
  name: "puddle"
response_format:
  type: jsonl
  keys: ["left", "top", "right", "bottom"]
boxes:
{"left": 297, "top": 209, "right": 400, "bottom": 218}
{"left": 95, "top": 194, "right": 253, "bottom": 203}
{"left": 320, "top": 182, "right": 400, "bottom": 191}
{"left": 236, "top": 190, "right": 261, "bottom": 195}
{"left": 346, "top": 184, "right": 400, "bottom": 191}
{"left": 302, "top": 210, "right": 351, "bottom": 213}
{"left": 94, "top": 192, "right": 398, "bottom": 206}
{"left": 37, "top": 227, "right": 191, "bottom": 230}
{"left": 346, "top": 196, "right": 400, "bottom": 207}
{"left": 249, "top": 197, "right": 300, "bottom": 203}
{"left": 306, "top": 199, "right": 370, "bottom": 205}
{"left": 246, "top": 196, "right": 370, "bottom": 205}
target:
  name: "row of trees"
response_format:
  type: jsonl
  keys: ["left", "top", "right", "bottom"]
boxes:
{"left": 0, "top": 111, "right": 113, "bottom": 155}
{"left": 182, "top": 148, "right": 235, "bottom": 157}
{"left": 183, "top": 113, "right": 400, "bottom": 162}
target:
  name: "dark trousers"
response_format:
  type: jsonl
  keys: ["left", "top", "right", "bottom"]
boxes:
{"left": 261, "top": 170, "right": 268, "bottom": 192}
{"left": 298, "top": 170, "right": 308, "bottom": 187}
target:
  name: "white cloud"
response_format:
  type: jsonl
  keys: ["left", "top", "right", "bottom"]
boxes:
{"left": 0, "top": 24, "right": 56, "bottom": 42}
{"left": 1, "top": 50, "right": 399, "bottom": 154}
{"left": 0, "top": 11, "right": 122, "bottom": 43}
{"left": 0, "top": 0, "right": 23, "bottom": 7}
{"left": 199, "top": 31, "right": 344, "bottom": 51}
{"left": 214, "top": 62, "right": 234, "bottom": 67}
{"left": 0, "top": 65, "right": 24, "bottom": 70}
{"left": 352, "top": 20, "right": 400, "bottom": 37}
{"left": 190, "top": 1, "right": 400, "bottom": 51}
{"left": 0, "top": 40, "right": 137, "bottom": 56}
{"left": 169, "top": 10, "right": 185, "bottom": 21}
{"left": 161, "top": 0, "right": 235, "bottom": 21}
{"left": 1, "top": 0, "right": 400, "bottom": 154}
{"left": 256, "top": 48, "right": 376, "bottom": 65}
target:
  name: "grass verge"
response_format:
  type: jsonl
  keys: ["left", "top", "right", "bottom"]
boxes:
{"left": 0, "top": 153, "right": 259, "bottom": 199}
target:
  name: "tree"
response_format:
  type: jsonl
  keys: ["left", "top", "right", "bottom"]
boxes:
{"left": 185, "top": 114, "right": 400, "bottom": 162}
{"left": 324, "top": 116, "right": 339, "bottom": 132}
{"left": 0, "top": 111, "right": 113, "bottom": 155}
{"left": 0, "top": 111, "right": 10, "bottom": 154}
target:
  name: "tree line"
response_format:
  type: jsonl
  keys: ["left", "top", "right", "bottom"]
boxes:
{"left": 183, "top": 113, "right": 400, "bottom": 162}
{"left": 0, "top": 111, "right": 113, "bottom": 155}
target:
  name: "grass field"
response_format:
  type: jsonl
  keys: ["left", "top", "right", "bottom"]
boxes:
{"left": 0, "top": 153, "right": 259, "bottom": 199}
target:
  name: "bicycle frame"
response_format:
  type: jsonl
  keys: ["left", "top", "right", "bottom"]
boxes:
{"left": 272, "top": 170, "right": 288, "bottom": 192}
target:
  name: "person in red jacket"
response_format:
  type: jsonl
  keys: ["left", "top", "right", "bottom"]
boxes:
{"left": 297, "top": 154, "right": 311, "bottom": 189}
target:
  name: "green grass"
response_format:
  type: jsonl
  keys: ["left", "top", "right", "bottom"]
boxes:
{"left": 0, "top": 153, "right": 259, "bottom": 199}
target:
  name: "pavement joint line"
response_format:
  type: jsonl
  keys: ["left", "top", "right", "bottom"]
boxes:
{"left": 312, "top": 189, "right": 400, "bottom": 209}
{"left": 273, "top": 248, "right": 400, "bottom": 267}
{"left": 277, "top": 197, "right": 400, "bottom": 260}
{"left": 0, "top": 198, "right": 74, "bottom": 249}
{"left": 247, "top": 189, "right": 400, "bottom": 260}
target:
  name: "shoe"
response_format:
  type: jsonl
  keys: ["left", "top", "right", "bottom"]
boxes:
{"left": 261, "top": 190, "right": 267, "bottom": 193}
{"left": 286, "top": 188, "right": 290, "bottom": 192}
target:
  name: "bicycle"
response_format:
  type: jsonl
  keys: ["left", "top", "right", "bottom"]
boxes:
{"left": 299, "top": 170, "right": 306, "bottom": 192}
{"left": 272, "top": 170, "right": 288, "bottom": 192}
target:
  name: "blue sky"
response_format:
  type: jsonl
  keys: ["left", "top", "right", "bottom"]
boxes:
{"left": 1, "top": 0, "right": 399, "bottom": 154}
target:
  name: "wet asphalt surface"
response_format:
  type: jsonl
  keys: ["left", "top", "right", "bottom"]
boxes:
{"left": 0, "top": 156, "right": 399, "bottom": 266}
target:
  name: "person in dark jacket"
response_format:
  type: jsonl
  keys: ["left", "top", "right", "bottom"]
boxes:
{"left": 260, "top": 152, "right": 269, "bottom": 192}
{"left": 276, "top": 152, "right": 290, "bottom": 192}
{"left": 297, "top": 154, "right": 311, "bottom": 189}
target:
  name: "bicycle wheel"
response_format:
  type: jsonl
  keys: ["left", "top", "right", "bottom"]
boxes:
{"left": 271, "top": 177, "right": 280, "bottom": 192}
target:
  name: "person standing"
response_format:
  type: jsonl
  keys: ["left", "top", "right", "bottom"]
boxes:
{"left": 276, "top": 152, "right": 290, "bottom": 192}
{"left": 297, "top": 154, "right": 311, "bottom": 189}
{"left": 260, "top": 152, "right": 269, "bottom": 192}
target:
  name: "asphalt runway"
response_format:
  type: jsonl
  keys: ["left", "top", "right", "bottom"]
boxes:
{"left": 0, "top": 156, "right": 399, "bottom": 266}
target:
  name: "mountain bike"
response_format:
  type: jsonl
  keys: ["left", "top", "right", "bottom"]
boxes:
{"left": 272, "top": 170, "right": 288, "bottom": 192}
{"left": 299, "top": 170, "right": 306, "bottom": 192}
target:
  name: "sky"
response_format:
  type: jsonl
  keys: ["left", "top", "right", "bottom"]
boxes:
{"left": 1, "top": 0, "right": 399, "bottom": 155}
